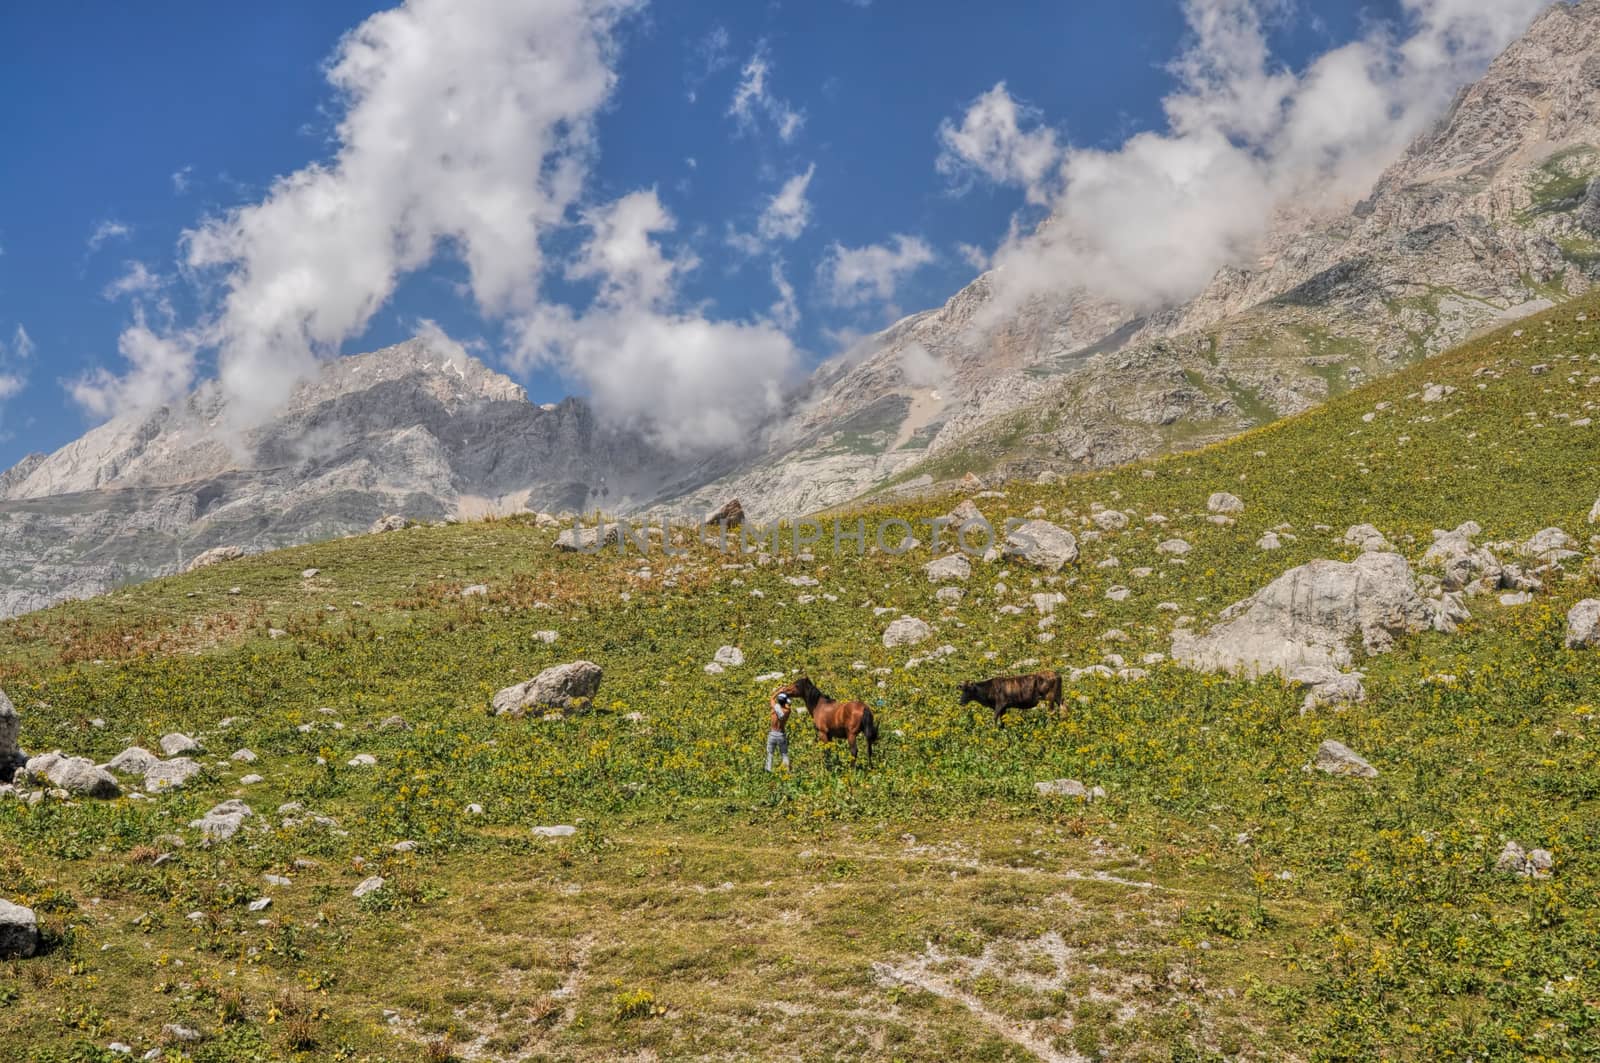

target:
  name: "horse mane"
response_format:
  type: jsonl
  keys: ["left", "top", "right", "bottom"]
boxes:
{"left": 793, "top": 676, "right": 827, "bottom": 711}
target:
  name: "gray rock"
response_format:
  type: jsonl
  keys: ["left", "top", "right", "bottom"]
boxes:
{"left": 144, "top": 758, "right": 203, "bottom": 792}
{"left": 1091, "top": 510, "right": 1128, "bottom": 531}
{"left": 461, "top": 584, "right": 488, "bottom": 597}
{"left": 1033, "top": 779, "right": 1105, "bottom": 800}
{"left": 1310, "top": 740, "right": 1378, "bottom": 779}
{"left": 1520, "top": 526, "right": 1581, "bottom": 562}
{"left": 1207, "top": 492, "right": 1244, "bottom": 514}
{"left": 533, "top": 824, "right": 577, "bottom": 838}
{"left": 184, "top": 545, "right": 246, "bottom": 573}
{"left": 105, "top": 747, "right": 160, "bottom": 776}
{"left": 703, "top": 498, "right": 745, "bottom": 528}
{"left": 935, "top": 586, "right": 964, "bottom": 604}
{"left": 1157, "top": 539, "right": 1191, "bottom": 556}
{"left": 0, "top": 898, "right": 39, "bottom": 958}
{"left": 159, "top": 733, "right": 200, "bottom": 756}
{"left": 554, "top": 524, "right": 621, "bottom": 552}
{"left": 352, "top": 875, "right": 386, "bottom": 898}
{"left": 229, "top": 749, "right": 257, "bottom": 763}
{"left": 1175, "top": 552, "right": 1435, "bottom": 676}
{"left": 190, "top": 800, "right": 253, "bottom": 842}
{"left": 1343, "top": 524, "right": 1393, "bottom": 553}
{"left": 1422, "top": 522, "right": 1503, "bottom": 593}
{"left": 1495, "top": 840, "right": 1551, "bottom": 877}
{"left": 1256, "top": 532, "right": 1282, "bottom": 551}
{"left": 0, "top": 689, "right": 17, "bottom": 767}
{"left": 1590, "top": 496, "right": 1600, "bottom": 524}
{"left": 924, "top": 555, "right": 971, "bottom": 583}
{"left": 1001, "top": 520, "right": 1079, "bottom": 572}
{"left": 1292, "top": 666, "right": 1367, "bottom": 712}
{"left": 712, "top": 646, "right": 745, "bottom": 668}
{"left": 493, "top": 661, "right": 604, "bottom": 716}
{"left": 882, "top": 617, "right": 934, "bottom": 648}
{"left": 369, "top": 514, "right": 407, "bottom": 534}
{"left": 162, "top": 1024, "right": 203, "bottom": 1044}
{"left": 24, "top": 753, "right": 121, "bottom": 798}
{"left": 1566, "top": 599, "right": 1600, "bottom": 649}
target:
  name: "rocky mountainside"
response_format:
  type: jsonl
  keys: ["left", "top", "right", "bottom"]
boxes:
{"left": 0, "top": 340, "right": 676, "bottom": 618}
{"left": 7, "top": 2, "right": 1600, "bottom": 617}
{"left": 675, "top": 0, "right": 1600, "bottom": 518}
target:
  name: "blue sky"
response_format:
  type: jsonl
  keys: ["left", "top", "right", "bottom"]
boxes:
{"left": 0, "top": 0, "right": 1544, "bottom": 466}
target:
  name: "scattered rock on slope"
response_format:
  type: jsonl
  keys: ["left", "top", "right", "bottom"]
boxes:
{"left": 0, "top": 689, "right": 18, "bottom": 781}
{"left": 1343, "top": 524, "right": 1394, "bottom": 553}
{"left": 1207, "top": 492, "right": 1244, "bottom": 515}
{"left": 1520, "top": 527, "right": 1581, "bottom": 563}
{"left": 1310, "top": 740, "right": 1378, "bottom": 779}
{"left": 1001, "top": 521, "right": 1078, "bottom": 572}
{"left": 493, "top": 661, "right": 604, "bottom": 716}
{"left": 1173, "top": 552, "right": 1442, "bottom": 676}
{"left": 184, "top": 545, "right": 246, "bottom": 573}
{"left": 105, "top": 747, "right": 159, "bottom": 776}
{"left": 1566, "top": 599, "right": 1600, "bottom": 649}
{"left": 22, "top": 753, "right": 120, "bottom": 798}
{"left": 191, "top": 800, "right": 253, "bottom": 842}
{"left": 369, "top": 514, "right": 407, "bottom": 534}
{"left": 924, "top": 555, "right": 971, "bottom": 583}
{"left": 883, "top": 617, "right": 934, "bottom": 648}
{"left": 703, "top": 498, "right": 745, "bottom": 528}
{"left": 0, "top": 899, "right": 40, "bottom": 959}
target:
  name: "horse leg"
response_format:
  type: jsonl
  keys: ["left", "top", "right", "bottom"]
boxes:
{"left": 848, "top": 729, "right": 859, "bottom": 766}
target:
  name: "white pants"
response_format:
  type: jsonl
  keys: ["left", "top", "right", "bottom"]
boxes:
{"left": 765, "top": 731, "right": 789, "bottom": 771}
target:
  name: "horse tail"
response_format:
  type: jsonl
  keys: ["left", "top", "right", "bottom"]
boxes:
{"left": 863, "top": 706, "right": 879, "bottom": 744}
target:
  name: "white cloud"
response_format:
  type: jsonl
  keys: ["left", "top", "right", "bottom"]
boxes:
{"left": 728, "top": 45, "right": 805, "bottom": 142}
{"left": 0, "top": 326, "right": 32, "bottom": 405}
{"left": 102, "top": 261, "right": 164, "bottom": 301}
{"left": 728, "top": 164, "right": 816, "bottom": 255}
{"left": 769, "top": 260, "right": 800, "bottom": 330}
{"left": 69, "top": 309, "right": 200, "bottom": 419}
{"left": 958, "top": 0, "right": 1549, "bottom": 320}
{"left": 171, "top": 166, "right": 193, "bottom": 195}
{"left": 759, "top": 165, "right": 816, "bottom": 242}
{"left": 77, "top": 0, "right": 643, "bottom": 428}
{"left": 514, "top": 189, "right": 799, "bottom": 454}
{"left": 686, "top": 25, "right": 733, "bottom": 103}
{"left": 86, "top": 219, "right": 131, "bottom": 254}
{"left": 936, "top": 83, "right": 1063, "bottom": 204}
{"left": 818, "top": 235, "right": 936, "bottom": 307}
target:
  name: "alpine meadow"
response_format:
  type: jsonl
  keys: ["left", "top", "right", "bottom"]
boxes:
{"left": 5, "top": 2, "right": 1600, "bottom": 1062}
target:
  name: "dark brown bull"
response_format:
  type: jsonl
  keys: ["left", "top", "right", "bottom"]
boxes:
{"left": 959, "top": 671, "right": 1062, "bottom": 725}
{"left": 780, "top": 676, "right": 878, "bottom": 766}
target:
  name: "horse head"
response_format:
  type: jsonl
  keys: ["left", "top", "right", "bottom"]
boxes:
{"left": 957, "top": 682, "right": 981, "bottom": 705}
{"left": 791, "top": 675, "right": 823, "bottom": 711}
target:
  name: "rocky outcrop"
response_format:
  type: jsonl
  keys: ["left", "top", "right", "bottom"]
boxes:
{"left": 0, "top": 689, "right": 18, "bottom": 781}
{"left": 184, "top": 545, "right": 246, "bottom": 573}
{"left": 21, "top": 753, "right": 120, "bottom": 798}
{"left": 1173, "top": 553, "right": 1439, "bottom": 676}
{"left": 0, "top": 899, "right": 40, "bottom": 959}
{"left": 1001, "top": 521, "right": 1079, "bottom": 572}
{"left": 703, "top": 499, "right": 745, "bottom": 528}
{"left": 1311, "top": 740, "right": 1378, "bottom": 779}
{"left": 493, "top": 661, "right": 604, "bottom": 716}
{"left": 0, "top": 339, "right": 680, "bottom": 619}
{"left": 1567, "top": 599, "right": 1600, "bottom": 649}
{"left": 669, "top": 3, "right": 1600, "bottom": 519}
{"left": 883, "top": 617, "right": 934, "bottom": 648}
{"left": 191, "top": 800, "right": 253, "bottom": 842}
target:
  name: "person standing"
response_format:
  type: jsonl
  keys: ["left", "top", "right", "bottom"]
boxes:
{"left": 765, "top": 690, "right": 793, "bottom": 772}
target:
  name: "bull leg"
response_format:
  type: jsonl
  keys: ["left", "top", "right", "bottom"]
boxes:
{"left": 994, "top": 704, "right": 1007, "bottom": 727}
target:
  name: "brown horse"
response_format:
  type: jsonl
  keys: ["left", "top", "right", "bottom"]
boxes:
{"left": 781, "top": 676, "right": 878, "bottom": 767}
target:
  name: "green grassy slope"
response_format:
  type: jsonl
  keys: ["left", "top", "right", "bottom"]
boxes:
{"left": 2, "top": 299, "right": 1599, "bottom": 1061}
